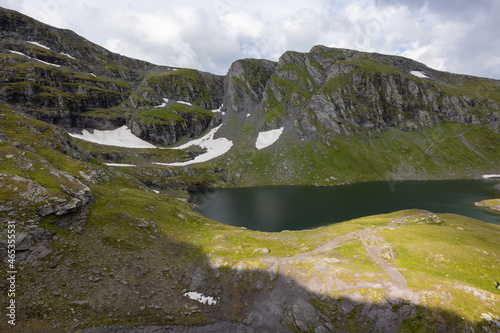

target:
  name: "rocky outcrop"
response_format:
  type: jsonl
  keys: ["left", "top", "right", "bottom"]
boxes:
{"left": 223, "top": 58, "right": 277, "bottom": 115}
{"left": 145, "top": 69, "right": 225, "bottom": 110}
{"left": 0, "top": 132, "right": 95, "bottom": 266}
{"left": 0, "top": 171, "right": 93, "bottom": 228}
{"left": 128, "top": 103, "right": 222, "bottom": 146}
{"left": 218, "top": 45, "right": 500, "bottom": 141}
{"left": 253, "top": 46, "right": 500, "bottom": 138}
{"left": 474, "top": 199, "right": 500, "bottom": 212}
{"left": 129, "top": 115, "right": 220, "bottom": 146}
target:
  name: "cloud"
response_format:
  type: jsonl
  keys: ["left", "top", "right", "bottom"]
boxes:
{"left": 375, "top": 0, "right": 497, "bottom": 19}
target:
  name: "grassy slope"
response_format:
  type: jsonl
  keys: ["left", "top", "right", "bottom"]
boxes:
{"left": 219, "top": 121, "right": 500, "bottom": 186}
{"left": 382, "top": 213, "right": 500, "bottom": 331}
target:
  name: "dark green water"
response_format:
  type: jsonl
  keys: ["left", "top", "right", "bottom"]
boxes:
{"left": 191, "top": 179, "right": 500, "bottom": 232}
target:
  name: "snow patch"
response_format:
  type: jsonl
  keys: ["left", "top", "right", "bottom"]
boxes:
{"left": 27, "top": 41, "right": 51, "bottom": 50}
{"left": 212, "top": 105, "right": 222, "bottom": 113}
{"left": 256, "top": 127, "right": 284, "bottom": 150}
{"left": 68, "top": 126, "right": 156, "bottom": 148}
{"left": 90, "top": 73, "right": 97, "bottom": 78}
{"left": 155, "top": 98, "right": 169, "bottom": 108}
{"left": 246, "top": 113, "right": 251, "bottom": 118}
{"left": 410, "top": 71, "right": 429, "bottom": 78}
{"left": 10, "top": 50, "right": 30, "bottom": 58}
{"left": 184, "top": 291, "right": 218, "bottom": 305}
{"left": 35, "top": 59, "right": 60, "bottom": 68}
{"left": 483, "top": 174, "right": 500, "bottom": 179}
{"left": 155, "top": 125, "right": 232, "bottom": 166}
{"left": 177, "top": 101, "right": 192, "bottom": 106}
{"left": 105, "top": 163, "right": 136, "bottom": 167}
{"left": 61, "top": 52, "right": 76, "bottom": 60}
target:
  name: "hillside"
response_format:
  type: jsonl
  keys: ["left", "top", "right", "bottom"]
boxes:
{"left": 1, "top": 7, "right": 500, "bottom": 333}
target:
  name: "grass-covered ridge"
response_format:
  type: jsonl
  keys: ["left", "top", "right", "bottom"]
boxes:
{"left": 145, "top": 69, "right": 224, "bottom": 108}
{"left": 221, "top": 121, "right": 500, "bottom": 186}
{"left": 134, "top": 103, "right": 217, "bottom": 126}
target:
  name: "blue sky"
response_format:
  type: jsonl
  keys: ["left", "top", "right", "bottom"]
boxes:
{"left": 1, "top": 0, "right": 499, "bottom": 79}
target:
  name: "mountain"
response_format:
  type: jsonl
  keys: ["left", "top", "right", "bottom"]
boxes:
{"left": 218, "top": 47, "right": 500, "bottom": 186}
{"left": 2, "top": 7, "right": 500, "bottom": 186}
{"left": 1, "top": 7, "right": 500, "bottom": 333}
{"left": 0, "top": 7, "right": 223, "bottom": 145}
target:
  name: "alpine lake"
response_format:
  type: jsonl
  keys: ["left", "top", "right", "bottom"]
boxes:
{"left": 190, "top": 179, "right": 500, "bottom": 232}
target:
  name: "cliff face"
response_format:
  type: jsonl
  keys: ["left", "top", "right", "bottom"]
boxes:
{"left": 2, "top": 6, "right": 500, "bottom": 150}
{"left": 221, "top": 45, "right": 500, "bottom": 139}
{"left": 128, "top": 103, "right": 222, "bottom": 145}
{"left": 223, "top": 58, "right": 278, "bottom": 115}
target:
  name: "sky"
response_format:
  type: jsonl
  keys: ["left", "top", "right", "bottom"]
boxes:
{"left": 1, "top": 0, "right": 499, "bottom": 79}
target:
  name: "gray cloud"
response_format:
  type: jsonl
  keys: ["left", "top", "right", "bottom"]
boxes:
{"left": 375, "top": 0, "right": 497, "bottom": 19}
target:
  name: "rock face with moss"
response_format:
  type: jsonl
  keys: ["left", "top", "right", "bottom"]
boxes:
{"left": 223, "top": 58, "right": 278, "bottom": 115}
{"left": 221, "top": 45, "right": 500, "bottom": 139}
{"left": 128, "top": 103, "right": 222, "bottom": 145}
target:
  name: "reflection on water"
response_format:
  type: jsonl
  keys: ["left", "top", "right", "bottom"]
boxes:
{"left": 191, "top": 179, "right": 500, "bottom": 232}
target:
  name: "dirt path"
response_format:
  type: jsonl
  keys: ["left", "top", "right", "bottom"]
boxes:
{"left": 268, "top": 212, "right": 434, "bottom": 302}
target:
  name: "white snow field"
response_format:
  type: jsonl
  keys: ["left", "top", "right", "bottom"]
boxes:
{"left": 482, "top": 174, "right": 500, "bottom": 179}
{"left": 154, "top": 125, "right": 233, "bottom": 166}
{"left": 183, "top": 291, "right": 218, "bottom": 305}
{"left": 35, "top": 59, "right": 60, "bottom": 68}
{"left": 60, "top": 52, "right": 76, "bottom": 59}
{"left": 10, "top": 50, "right": 30, "bottom": 58}
{"left": 68, "top": 126, "right": 157, "bottom": 149}
{"left": 255, "top": 127, "right": 284, "bottom": 150}
{"left": 27, "top": 41, "right": 50, "bottom": 50}
{"left": 155, "top": 98, "right": 169, "bottom": 108}
{"left": 104, "top": 163, "right": 136, "bottom": 167}
{"left": 410, "top": 71, "right": 429, "bottom": 78}
{"left": 177, "top": 101, "right": 192, "bottom": 106}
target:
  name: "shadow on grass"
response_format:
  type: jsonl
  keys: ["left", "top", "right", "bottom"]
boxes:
{"left": 12, "top": 235, "right": 495, "bottom": 333}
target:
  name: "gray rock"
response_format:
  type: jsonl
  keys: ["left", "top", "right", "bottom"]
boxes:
{"left": 25, "top": 244, "right": 52, "bottom": 264}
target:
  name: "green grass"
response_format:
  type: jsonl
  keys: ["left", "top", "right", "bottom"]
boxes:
{"left": 221, "top": 121, "right": 500, "bottom": 186}
{"left": 133, "top": 103, "right": 217, "bottom": 127}
{"left": 145, "top": 69, "right": 222, "bottom": 107}
{"left": 381, "top": 213, "right": 500, "bottom": 293}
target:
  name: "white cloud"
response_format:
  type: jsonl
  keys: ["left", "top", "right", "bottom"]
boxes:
{"left": 220, "top": 11, "right": 264, "bottom": 39}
